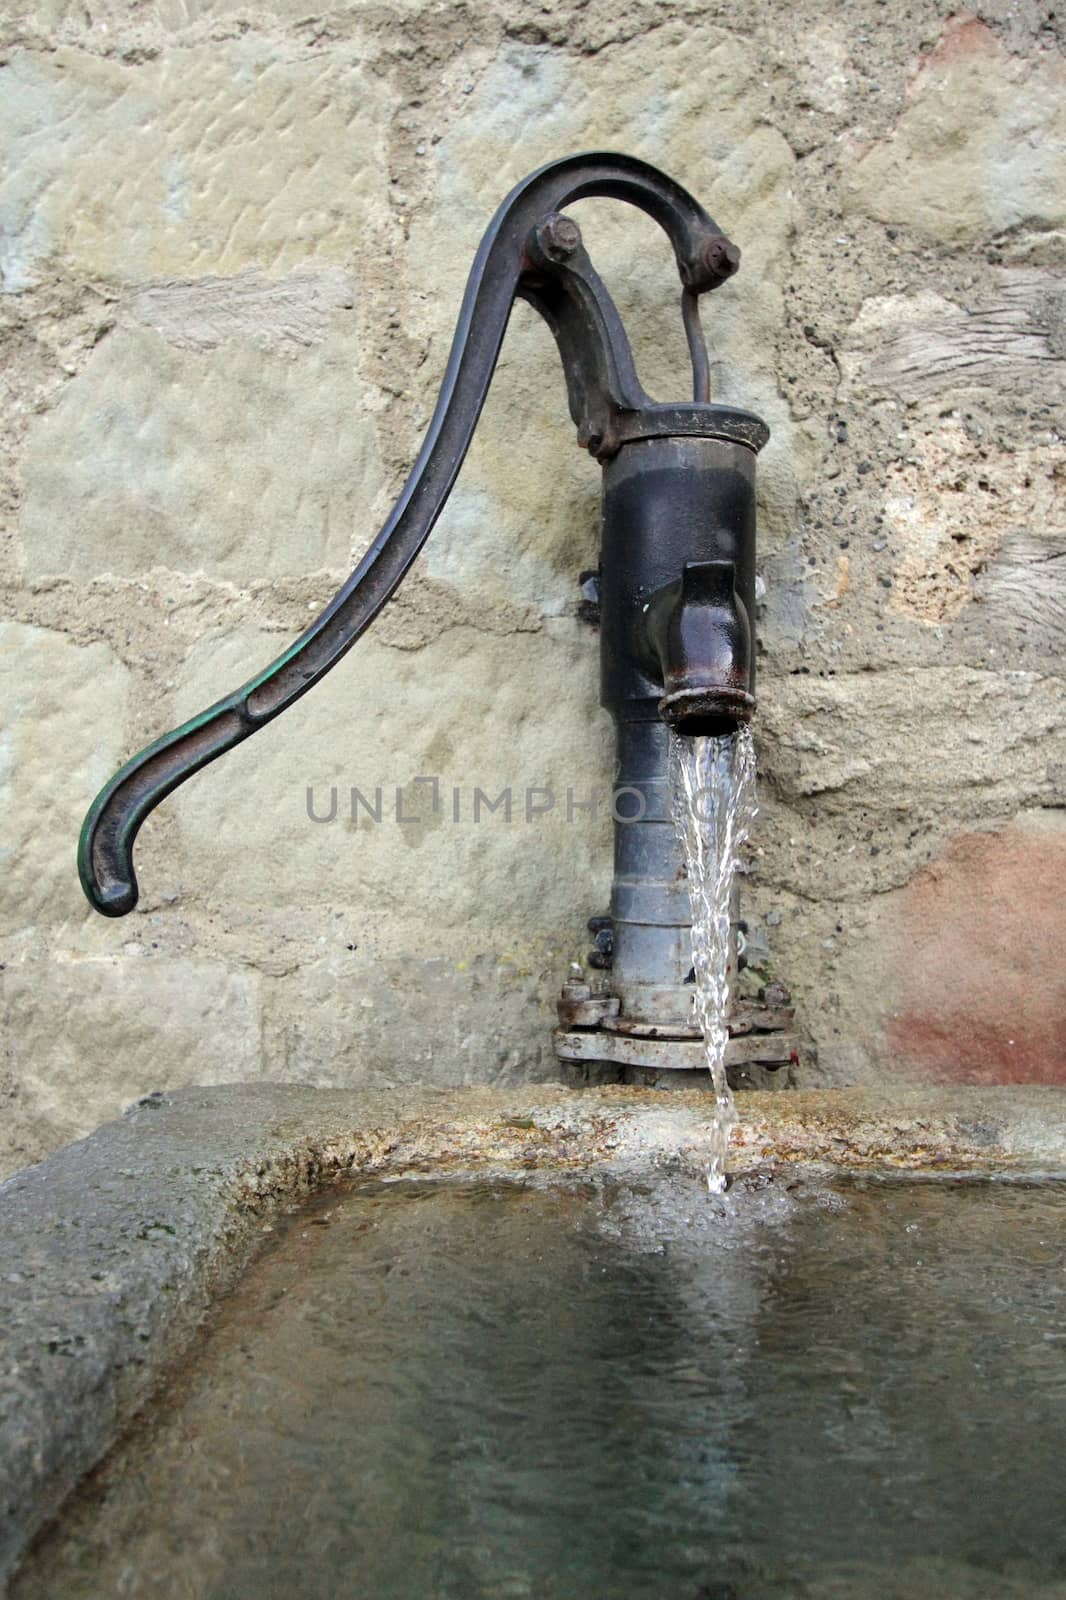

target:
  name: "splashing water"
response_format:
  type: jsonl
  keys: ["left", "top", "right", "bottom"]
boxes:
{"left": 669, "top": 725, "right": 758, "bottom": 1193}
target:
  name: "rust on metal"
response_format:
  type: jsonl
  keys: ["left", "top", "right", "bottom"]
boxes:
{"left": 553, "top": 1028, "right": 799, "bottom": 1071}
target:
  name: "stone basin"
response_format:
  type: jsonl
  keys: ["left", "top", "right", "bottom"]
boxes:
{"left": 1, "top": 1082, "right": 1064, "bottom": 1592}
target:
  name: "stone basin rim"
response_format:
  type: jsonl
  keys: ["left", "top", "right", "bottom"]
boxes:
{"left": 2, "top": 1082, "right": 1065, "bottom": 1594}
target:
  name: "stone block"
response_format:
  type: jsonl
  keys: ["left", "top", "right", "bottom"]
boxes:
{"left": 0, "top": 624, "right": 129, "bottom": 936}
{"left": 845, "top": 17, "right": 1066, "bottom": 244}
{"left": 19, "top": 316, "right": 385, "bottom": 583}
{"left": 839, "top": 273, "right": 1066, "bottom": 412}
{"left": 0, "top": 953, "right": 262, "bottom": 1174}
{"left": 261, "top": 947, "right": 569, "bottom": 1093}
{"left": 0, "top": 44, "right": 392, "bottom": 288}
{"left": 132, "top": 619, "right": 614, "bottom": 932}
{"left": 884, "top": 811, "right": 1066, "bottom": 1084}
{"left": 824, "top": 811, "right": 1066, "bottom": 1087}
{"left": 879, "top": 423, "right": 1063, "bottom": 625}
{"left": 756, "top": 666, "right": 1066, "bottom": 900}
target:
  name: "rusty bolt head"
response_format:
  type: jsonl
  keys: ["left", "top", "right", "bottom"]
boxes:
{"left": 538, "top": 213, "right": 582, "bottom": 261}
{"left": 701, "top": 234, "right": 741, "bottom": 282}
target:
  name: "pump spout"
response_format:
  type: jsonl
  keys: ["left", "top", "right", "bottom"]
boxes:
{"left": 644, "top": 560, "right": 754, "bottom": 737}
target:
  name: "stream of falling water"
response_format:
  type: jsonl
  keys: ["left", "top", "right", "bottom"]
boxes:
{"left": 669, "top": 726, "right": 758, "bottom": 1193}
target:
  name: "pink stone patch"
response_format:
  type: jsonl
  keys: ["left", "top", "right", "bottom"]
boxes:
{"left": 888, "top": 826, "right": 1066, "bottom": 1084}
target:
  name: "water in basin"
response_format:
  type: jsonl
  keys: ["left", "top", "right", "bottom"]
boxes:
{"left": 14, "top": 1171, "right": 1065, "bottom": 1600}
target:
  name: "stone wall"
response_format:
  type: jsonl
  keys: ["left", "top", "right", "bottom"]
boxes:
{"left": 2, "top": 0, "right": 1063, "bottom": 1175}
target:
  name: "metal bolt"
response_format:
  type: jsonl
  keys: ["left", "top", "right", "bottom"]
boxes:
{"left": 561, "top": 981, "right": 592, "bottom": 1002}
{"left": 701, "top": 234, "right": 741, "bottom": 282}
{"left": 538, "top": 213, "right": 582, "bottom": 261}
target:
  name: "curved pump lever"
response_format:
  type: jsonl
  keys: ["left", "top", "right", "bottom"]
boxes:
{"left": 79, "top": 152, "right": 741, "bottom": 916}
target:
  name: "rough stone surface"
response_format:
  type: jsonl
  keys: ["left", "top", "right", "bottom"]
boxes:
{"left": 0, "top": 624, "right": 130, "bottom": 935}
{"left": 165, "top": 620, "right": 610, "bottom": 916}
{"left": 830, "top": 808, "right": 1066, "bottom": 1088}
{"left": 1, "top": 956, "right": 262, "bottom": 1172}
{"left": 844, "top": 16, "right": 1066, "bottom": 246}
{"left": 19, "top": 319, "right": 387, "bottom": 583}
{"left": 0, "top": 44, "right": 393, "bottom": 287}
{"left": 1, "top": 0, "right": 1065, "bottom": 1170}
{"left": 2, "top": 1080, "right": 1064, "bottom": 1590}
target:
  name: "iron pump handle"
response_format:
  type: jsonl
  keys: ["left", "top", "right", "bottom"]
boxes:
{"left": 79, "top": 152, "right": 744, "bottom": 917}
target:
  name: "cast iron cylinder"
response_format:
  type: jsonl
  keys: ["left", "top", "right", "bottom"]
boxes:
{"left": 598, "top": 421, "right": 764, "bottom": 1028}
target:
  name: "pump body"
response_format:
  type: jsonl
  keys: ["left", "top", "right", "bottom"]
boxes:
{"left": 602, "top": 433, "right": 757, "bottom": 1029}
{"left": 555, "top": 424, "right": 796, "bottom": 1083}
{"left": 75, "top": 154, "right": 796, "bottom": 1084}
